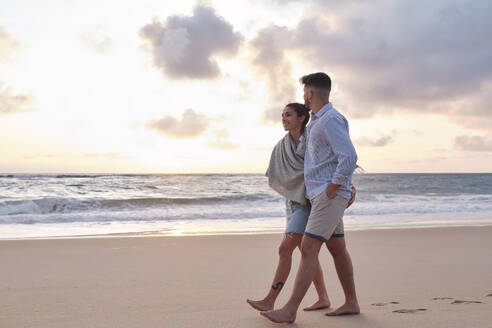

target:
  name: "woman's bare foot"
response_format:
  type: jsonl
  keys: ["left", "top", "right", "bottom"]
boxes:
{"left": 260, "top": 308, "right": 296, "bottom": 324}
{"left": 303, "top": 298, "right": 331, "bottom": 311}
{"left": 246, "top": 299, "right": 274, "bottom": 311}
{"left": 325, "top": 302, "right": 360, "bottom": 316}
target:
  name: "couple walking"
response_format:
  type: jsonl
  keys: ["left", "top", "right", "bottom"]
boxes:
{"left": 247, "top": 72, "right": 360, "bottom": 324}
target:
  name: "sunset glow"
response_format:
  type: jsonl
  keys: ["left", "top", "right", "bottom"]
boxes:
{"left": 1, "top": 0, "right": 491, "bottom": 173}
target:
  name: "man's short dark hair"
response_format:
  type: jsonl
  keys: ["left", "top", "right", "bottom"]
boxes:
{"left": 300, "top": 72, "right": 331, "bottom": 91}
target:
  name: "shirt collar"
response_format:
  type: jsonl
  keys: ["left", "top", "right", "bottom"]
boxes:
{"left": 311, "top": 103, "right": 333, "bottom": 120}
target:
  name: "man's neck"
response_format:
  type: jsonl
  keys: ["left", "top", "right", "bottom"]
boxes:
{"left": 311, "top": 101, "right": 329, "bottom": 114}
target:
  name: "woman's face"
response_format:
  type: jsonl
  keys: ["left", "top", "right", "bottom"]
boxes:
{"left": 282, "top": 106, "right": 304, "bottom": 133}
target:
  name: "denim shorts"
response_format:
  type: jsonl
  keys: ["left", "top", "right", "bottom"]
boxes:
{"left": 285, "top": 200, "right": 311, "bottom": 234}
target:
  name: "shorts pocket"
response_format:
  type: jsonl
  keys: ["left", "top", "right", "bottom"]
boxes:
{"left": 333, "top": 195, "right": 349, "bottom": 208}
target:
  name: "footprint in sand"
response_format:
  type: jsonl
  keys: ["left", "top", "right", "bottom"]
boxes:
{"left": 371, "top": 302, "right": 400, "bottom": 306}
{"left": 393, "top": 308, "right": 427, "bottom": 314}
{"left": 451, "top": 300, "right": 483, "bottom": 304}
{"left": 432, "top": 297, "right": 454, "bottom": 300}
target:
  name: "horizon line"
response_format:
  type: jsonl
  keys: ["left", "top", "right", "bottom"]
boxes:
{"left": 1, "top": 172, "right": 492, "bottom": 175}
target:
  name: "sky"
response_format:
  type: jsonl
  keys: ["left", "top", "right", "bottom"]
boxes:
{"left": 1, "top": 0, "right": 492, "bottom": 173}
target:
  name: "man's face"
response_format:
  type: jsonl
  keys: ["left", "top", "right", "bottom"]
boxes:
{"left": 303, "top": 86, "right": 311, "bottom": 109}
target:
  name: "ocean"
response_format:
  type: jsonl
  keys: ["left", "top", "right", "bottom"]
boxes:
{"left": 1, "top": 173, "right": 492, "bottom": 239}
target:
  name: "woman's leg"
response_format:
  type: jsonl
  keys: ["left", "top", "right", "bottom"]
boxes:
{"left": 247, "top": 233, "right": 303, "bottom": 311}
{"left": 303, "top": 257, "right": 331, "bottom": 310}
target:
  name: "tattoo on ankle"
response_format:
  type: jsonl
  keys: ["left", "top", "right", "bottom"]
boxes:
{"left": 272, "top": 282, "right": 284, "bottom": 291}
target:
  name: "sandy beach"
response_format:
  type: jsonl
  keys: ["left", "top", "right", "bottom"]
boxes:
{"left": 1, "top": 226, "right": 491, "bottom": 328}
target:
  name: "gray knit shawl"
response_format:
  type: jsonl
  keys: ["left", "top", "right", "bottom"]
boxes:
{"left": 265, "top": 133, "right": 307, "bottom": 205}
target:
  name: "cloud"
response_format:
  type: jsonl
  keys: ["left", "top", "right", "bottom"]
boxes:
{"left": 455, "top": 135, "right": 492, "bottom": 152}
{"left": 355, "top": 135, "right": 393, "bottom": 147}
{"left": 0, "top": 26, "right": 21, "bottom": 62}
{"left": 146, "top": 108, "right": 210, "bottom": 138}
{"left": 251, "top": 1, "right": 492, "bottom": 130}
{"left": 0, "top": 83, "right": 34, "bottom": 114}
{"left": 301, "top": 1, "right": 492, "bottom": 120}
{"left": 296, "top": 1, "right": 491, "bottom": 92}
{"left": 209, "top": 129, "right": 238, "bottom": 150}
{"left": 139, "top": 5, "right": 242, "bottom": 79}
{"left": 249, "top": 25, "right": 296, "bottom": 123}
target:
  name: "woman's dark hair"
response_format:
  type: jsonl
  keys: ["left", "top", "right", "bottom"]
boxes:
{"left": 286, "top": 103, "right": 310, "bottom": 134}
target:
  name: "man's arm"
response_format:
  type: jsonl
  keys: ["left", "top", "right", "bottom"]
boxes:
{"left": 324, "top": 116, "right": 358, "bottom": 199}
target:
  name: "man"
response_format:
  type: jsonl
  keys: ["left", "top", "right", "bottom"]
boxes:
{"left": 261, "top": 72, "right": 360, "bottom": 323}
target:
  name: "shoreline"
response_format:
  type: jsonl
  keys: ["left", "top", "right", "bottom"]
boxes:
{"left": 1, "top": 220, "right": 492, "bottom": 241}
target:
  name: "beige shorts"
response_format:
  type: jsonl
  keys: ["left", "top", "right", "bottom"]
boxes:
{"left": 305, "top": 191, "right": 348, "bottom": 242}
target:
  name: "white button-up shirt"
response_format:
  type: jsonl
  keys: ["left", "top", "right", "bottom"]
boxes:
{"left": 304, "top": 103, "right": 358, "bottom": 200}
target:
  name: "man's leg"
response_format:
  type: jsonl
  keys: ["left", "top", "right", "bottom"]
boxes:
{"left": 260, "top": 235, "right": 323, "bottom": 323}
{"left": 325, "top": 236, "right": 360, "bottom": 316}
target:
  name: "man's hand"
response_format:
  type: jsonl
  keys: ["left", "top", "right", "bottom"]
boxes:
{"left": 347, "top": 186, "right": 356, "bottom": 208}
{"left": 325, "top": 183, "right": 341, "bottom": 199}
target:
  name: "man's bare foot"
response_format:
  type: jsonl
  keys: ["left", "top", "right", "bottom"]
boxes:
{"left": 325, "top": 302, "right": 360, "bottom": 316}
{"left": 246, "top": 299, "right": 274, "bottom": 311}
{"left": 260, "top": 308, "right": 296, "bottom": 324}
{"left": 303, "top": 298, "right": 331, "bottom": 311}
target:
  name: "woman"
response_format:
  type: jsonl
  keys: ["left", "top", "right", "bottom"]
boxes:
{"left": 246, "top": 103, "right": 331, "bottom": 312}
